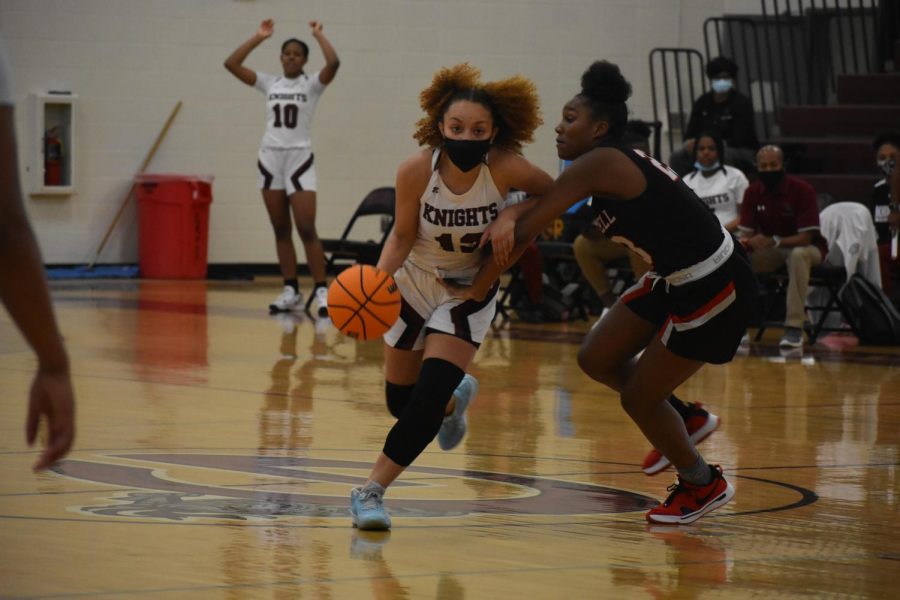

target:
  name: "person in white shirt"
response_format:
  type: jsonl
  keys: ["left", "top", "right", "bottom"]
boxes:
{"left": 683, "top": 131, "right": 749, "bottom": 232}
{"left": 225, "top": 19, "right": 340, "bottom": 316}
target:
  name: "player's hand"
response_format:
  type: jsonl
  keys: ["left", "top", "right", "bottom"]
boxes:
{"left": 258, "top": 19, "right": 275, "bottom": 39}
{"left": 309, "top": 21, "right": 323, "bottom": 35}
{"left": 480, "top": 215, "right": 516, "bottom": 267}
{"left": 438, "top": 278, "right": 484, "bottom": 302}
{"left": 26, "top": 368, "right": 75, "bottom": 472}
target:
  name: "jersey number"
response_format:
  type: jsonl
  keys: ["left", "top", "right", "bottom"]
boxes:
{"left": 272, "top": 104, "right": 298, "bottom": 129}
{"left": 435, "top": 233, "right": 481, "bottom": 254}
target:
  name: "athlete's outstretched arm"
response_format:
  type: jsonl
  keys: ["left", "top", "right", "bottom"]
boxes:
{"left": 224, "top": 19, "right": 274, "bottom": 86}
{"left": 443, "top": 151, "right": 603, "bottom": 300}
{"left": 377, "top": 153, "right": 430, "bottom": 276}
{"left": 309, "top": 21, "right": 340, "bottom": 84}
{"left": 0, "top": 105, "right": 75, "bottom": 471}
{"left": 481, "top": 152, "right": 554, "bottom": 265}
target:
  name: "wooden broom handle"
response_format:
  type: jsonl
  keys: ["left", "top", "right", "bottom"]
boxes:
{"left": 88, "top": 100, "right": 182, "bottom": 268}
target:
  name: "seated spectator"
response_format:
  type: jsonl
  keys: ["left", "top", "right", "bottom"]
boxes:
{"left": 867, "top": 130, "right": 900, "bottom": 298}
{"left": 573, "top": 120, "right": 653, "bottom": 313}
{"left": 501, "top": 189, "right": 545, "bottom": 322}
{"left": 669, "top": 56, "right": 759, "bottom": 177}
{"left": 739, "top": 145, "right": 828, "bottom": 348}
{"left": 683, "top": 131, "right": 749, "bottom": 232}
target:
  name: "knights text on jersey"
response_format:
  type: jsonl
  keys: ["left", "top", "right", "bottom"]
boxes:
{"left": 254, "top": 71, "right": 325, "bottom": 149}
{"left": 407, "top": 150, "right": 506, "bottom": 279}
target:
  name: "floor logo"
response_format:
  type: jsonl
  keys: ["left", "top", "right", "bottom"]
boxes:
{"left": 55, "top": 454, "right": 658, "bottom": 522}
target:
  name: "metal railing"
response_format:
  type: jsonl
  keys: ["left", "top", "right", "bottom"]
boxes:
{"left": 650, "top": 0, "right": 887, "bottom": 152}
{"left": 760, "top": 0, "right": 880, "bottom": 105}
{"left": 649, "top": 48, "right": 705, "bottom": 156}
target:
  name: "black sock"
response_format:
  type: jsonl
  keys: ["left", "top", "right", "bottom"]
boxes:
{"left": 284, "top": 278, "right": 299, "bottom": 293}
{"left": 668, "top": 394, "right": 692, "bottom": 419}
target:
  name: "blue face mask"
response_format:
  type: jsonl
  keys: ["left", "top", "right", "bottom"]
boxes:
{"left": 694, "top": 160, "right": 721, "bottom": 173}
{"left": 711, "top": 79, "right": 733, "bottom": 94}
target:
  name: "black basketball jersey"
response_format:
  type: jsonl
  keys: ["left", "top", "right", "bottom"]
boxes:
{"left": 588, "top": 141, "right": 726, "bottom": 276}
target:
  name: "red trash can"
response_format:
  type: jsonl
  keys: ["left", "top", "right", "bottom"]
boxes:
{"left": 135, "top": 174, "right": 214, "bottom": 279}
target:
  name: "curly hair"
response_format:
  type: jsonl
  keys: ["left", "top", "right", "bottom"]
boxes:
{"left": 413, "top": 63, "right": 542, "bottom": 153}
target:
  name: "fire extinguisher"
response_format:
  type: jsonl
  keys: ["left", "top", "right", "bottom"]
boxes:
{"left": 44, "top": 126, "right": 62, "bottom": 186}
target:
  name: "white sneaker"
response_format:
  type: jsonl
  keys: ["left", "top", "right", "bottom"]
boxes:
{"left": 314, "top": 286, "right": 329, "bottom": 317}
{"left": 269, "top": 286, "right": 302, "bottom": 313}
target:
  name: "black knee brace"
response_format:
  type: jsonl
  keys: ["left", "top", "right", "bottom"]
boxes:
{"left": 385, "top": 381, "right": 415, "bottom": 419}
{"left": 382, "top": 358, "right": 465, "bottom": 466}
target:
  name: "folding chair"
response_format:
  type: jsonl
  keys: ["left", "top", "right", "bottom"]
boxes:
{"left": 754, "top": 264, "right": 859, "bottom": 343}
{"left": 306, "top": 187, "right": 395, "bottom": 311}
{"left": 321, "top": 187, "right": 395, "bottom": 270}
{"left": 536, "top": 240, "right": 591, "bottom": 321}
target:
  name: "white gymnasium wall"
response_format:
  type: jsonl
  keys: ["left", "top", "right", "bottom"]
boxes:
{"left": 0, "top": 0, "right": 756, "bottom": 266}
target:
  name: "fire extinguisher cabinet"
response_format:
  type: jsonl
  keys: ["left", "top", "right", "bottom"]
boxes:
{"left": 29, "top": 92, "right": 76, "bottom": 195}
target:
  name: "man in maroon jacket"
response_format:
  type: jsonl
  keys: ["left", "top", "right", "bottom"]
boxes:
{"left": 739, "top": 145, "right": 828, "bottom": 348}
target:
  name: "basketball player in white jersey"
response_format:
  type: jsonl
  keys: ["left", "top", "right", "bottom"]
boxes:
{"left": 349, "top": 64, "right": 554, "bottom": 530}
{"left": 225, "top": 19, "right": 339, "bottom": 316}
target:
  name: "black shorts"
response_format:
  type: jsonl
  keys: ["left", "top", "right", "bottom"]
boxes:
{"left": 620, "top": 244, "right": 757, "bottom": 364}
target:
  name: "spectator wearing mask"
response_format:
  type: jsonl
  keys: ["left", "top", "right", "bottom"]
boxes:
{"left": 670, "top": 57, "right": 759, "bottom": 177}
{"left": 683, "top": 131, "right": 749, "bottom": 232}
{"left": 868, "top": 130, "right": 900, "bottom": 297}
{"left": 739, "top": 145, "right": 828, "bottom": 348}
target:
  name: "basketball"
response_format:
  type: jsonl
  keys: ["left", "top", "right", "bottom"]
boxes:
{"left": 327, "top": 265, "right": 401, "bottom": 340}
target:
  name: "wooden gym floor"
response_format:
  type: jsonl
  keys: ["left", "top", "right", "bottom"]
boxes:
{"left": 1, "top": 279, "right": 898, "bottom": 599}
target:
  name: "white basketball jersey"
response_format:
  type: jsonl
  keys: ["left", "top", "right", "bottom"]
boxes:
{"left": 683, "top": 167, "right": 749, "bottom": 227}
{"left": 407, "top": 150, "right": 506, "bottom": 279}
{"left": 254, "top": 71, "right": 325, "bottom": 149}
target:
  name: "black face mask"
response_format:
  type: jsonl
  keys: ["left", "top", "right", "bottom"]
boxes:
{"left": 758, "top": 169, "right": 785, "bottom": 191}
{"left": 443, "top": 138, "right": 491, "bottom": 172}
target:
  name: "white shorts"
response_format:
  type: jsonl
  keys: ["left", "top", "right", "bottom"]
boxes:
{"left": 257, "top": 147, "right": 317, "bottom": 194}
{"left": 383, "top": 261, "right": 499, "bottom": 351}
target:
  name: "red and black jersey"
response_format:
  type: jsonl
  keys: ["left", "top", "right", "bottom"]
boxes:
{"left": 587, "top": 140, "right": 726, "bottom": 277}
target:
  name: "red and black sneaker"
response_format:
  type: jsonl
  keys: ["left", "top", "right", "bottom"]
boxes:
{"left": 642, "top": 402, "right": 720, "bottom": 475}
{"left": 645, "top": 465, "right": 734, "bottom": 525}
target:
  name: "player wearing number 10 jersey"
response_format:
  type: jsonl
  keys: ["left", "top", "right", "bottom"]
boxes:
{"left": 225, "top": 19, "right": 339, "bottom": 316}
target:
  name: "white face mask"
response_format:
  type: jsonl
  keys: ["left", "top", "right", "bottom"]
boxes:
{"left": 877, "top": 158, "right": 895, "bottom": 177}
{"left": 711, "top": 78, "right": 733, "bottom": 94}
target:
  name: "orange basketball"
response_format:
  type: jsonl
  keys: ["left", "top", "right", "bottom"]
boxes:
{"left": 327, "top": 265, "right": 401, "bottom": 340}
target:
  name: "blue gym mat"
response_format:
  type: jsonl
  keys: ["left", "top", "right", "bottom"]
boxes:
{"left": 46, "top": 265, "right": 140, "bottom": 280}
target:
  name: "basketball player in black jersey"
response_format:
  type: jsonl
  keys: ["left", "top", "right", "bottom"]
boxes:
{"left": 444, "top": 61, "right": 757, "bottom": 524}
